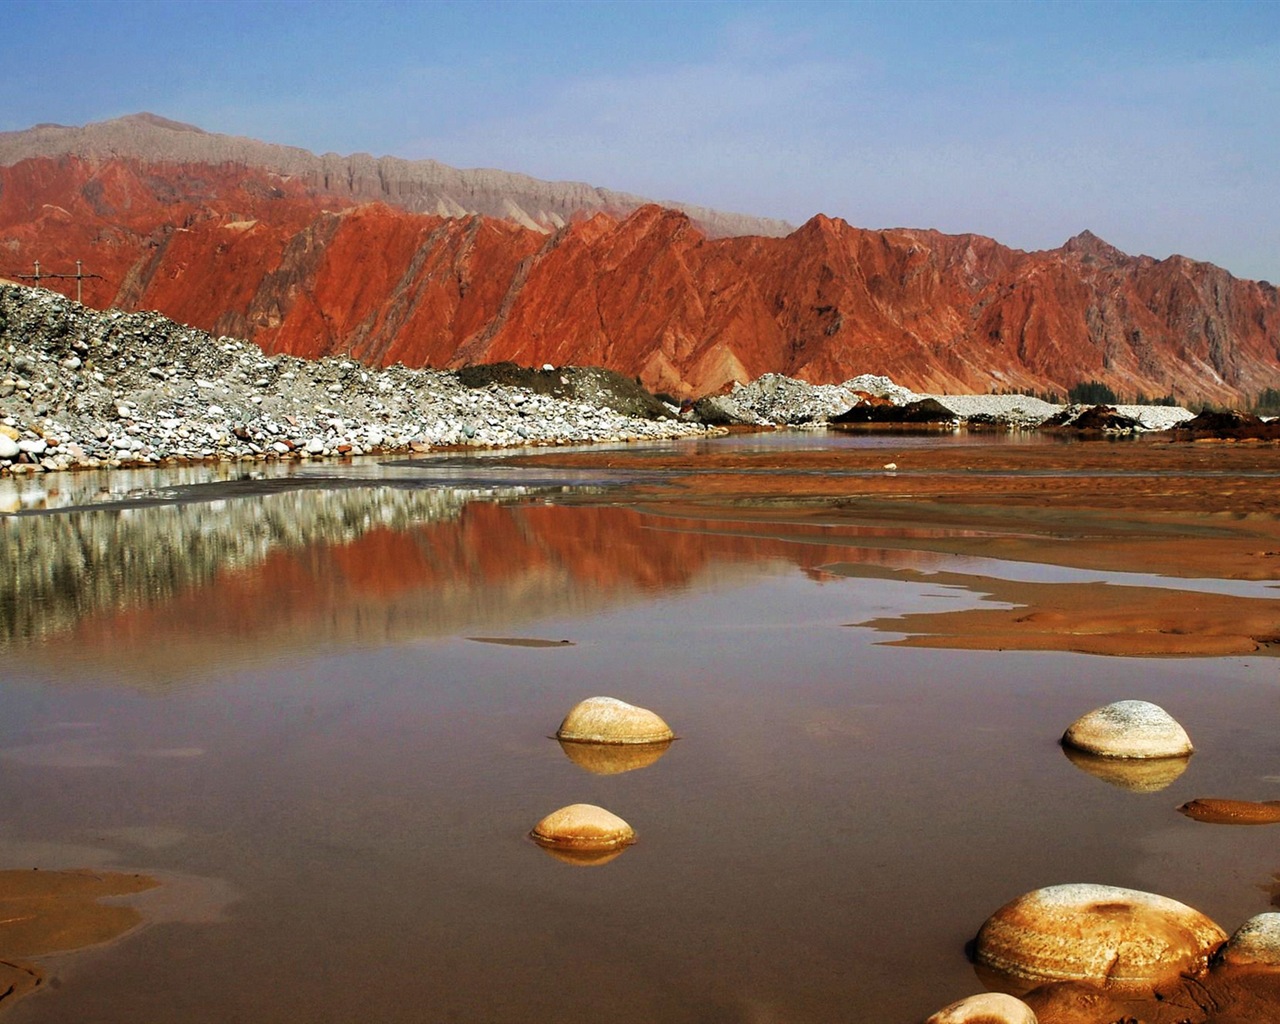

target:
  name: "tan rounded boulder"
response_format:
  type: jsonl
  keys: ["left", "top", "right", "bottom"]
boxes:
{"left": 1216, "top": 913, "right": 1280, "bottom": 967}
{"left": 530, "top": 803, "right": 636, "bottom": 852}
{"left": 556, "top": 696, "right": 674, "bottom": 745}
{"left": 1061, "top": 700, "right": 1193, "bottom": 759}
{"left": 924, "top": 991, "right": 1037, "bottom": 1023}
{"left": 974, "top": 883, "right": 1226, "bottom": 994}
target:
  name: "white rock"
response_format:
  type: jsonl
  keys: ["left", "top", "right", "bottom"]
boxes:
{"left": 1217, "top": 913, "right": 1280, "bottom": 967}
{"left": 556, "top": 696, "right": 675, "bottom": 745}
{"left": 925, "top": 992, "right": 1038, "bottom": 1024}
{"left": 1062, "top": 700, "right": 1193, "bottom": 759}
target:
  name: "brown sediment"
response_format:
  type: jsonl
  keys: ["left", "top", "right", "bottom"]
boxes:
{"left": 518, "top": 439, "right": 1280, "bottom": 658}
{"left": 465, "top": 637, "right": 576, "bottom": 647}
{"left": 1178, "top": 799, "right": 1280, "bottom": 825}
{"left": 0, "top": 869, "right": 159, "bottom": 1010}
{"left": 845, "top": 574, "right": 1280, "bottom": 657}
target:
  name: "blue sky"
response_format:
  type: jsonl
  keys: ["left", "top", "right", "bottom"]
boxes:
{"left": 3, "top": 0, "right": 1279, "bottom": 281}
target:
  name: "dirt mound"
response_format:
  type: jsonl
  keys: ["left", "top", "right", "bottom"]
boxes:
{"left": 831, "top": 397, "right": 956, "bottom": 424}
{"left": 1043, "top": 405, "right": 1144, "bottom": 432}
{"left": 1173, "top": 409, "right": 1280, "bottom": 439}
{"left": 455, "top": 362, "right": 673, "bottom": 420}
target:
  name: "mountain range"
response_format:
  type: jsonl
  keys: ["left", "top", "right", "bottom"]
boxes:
{"left": 1, "top": 113, "right": 1277, "bottom": 404}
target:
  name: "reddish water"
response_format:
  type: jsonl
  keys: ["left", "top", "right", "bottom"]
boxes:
{"left": 1, "top": 467, "right": 1278, "bottom": 1022}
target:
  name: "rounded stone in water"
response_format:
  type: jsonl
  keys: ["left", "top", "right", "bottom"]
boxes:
{"left": 1218, "top": 914, "right": 1280, "bottom": 967}
{"left": 974, "top": 883, "right": 1226, "bottom": 994}
{"left": 556, "top": 696, "right": 674, "bottom": 745}
{"left": 1061, "top": 699, "right": 1193, "bottom": 759}
{"left": 530, "top": 803, "right": 636, "bottom": 852}
{"left": 924, "top": 992, "right": 1037, "bottom": 1023}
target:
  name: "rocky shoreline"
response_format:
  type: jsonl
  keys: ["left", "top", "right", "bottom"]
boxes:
{"left": 0, "top": 284, "right": 721, "bottom": 475}
{"left": 2, "top": 282, "right": 1263, "bottom": 480}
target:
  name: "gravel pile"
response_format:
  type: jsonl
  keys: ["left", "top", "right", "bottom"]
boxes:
{"left": 0, "top": 285, "right": 715, "bottom": 476}
{"left": 723, "top": 373, "right": 913, "bottom": 424}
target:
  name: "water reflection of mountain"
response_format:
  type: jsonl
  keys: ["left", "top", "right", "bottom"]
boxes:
{"left": 0, "top": 484, "right": 526, "bottom": 647}
{"left": 2, "top": 487, "right": 953, "bottom": 684}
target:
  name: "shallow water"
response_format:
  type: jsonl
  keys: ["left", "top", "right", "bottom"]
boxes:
{"left": 2, "top": 441, "right": 1280, "bottom": 1022}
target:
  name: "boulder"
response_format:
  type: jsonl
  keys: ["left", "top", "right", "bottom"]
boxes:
{"left": 1178, "top": 798, "right": 1280, "bottom": 825}
{"left": 974, "top": 883, "right": 1226, "bottom": 994}
{"left": 1061, "top": 700, "right": 1193, "bottom": 759}
{"left": 924, "top": 992, "right": 1037, "bottom": 1023}
{"left": 1216, "top": 914, "right": 1280, "bottom": 967}
{"left": 556, "top": 696, "right": 674, "bottom": 745}
{"left": 689, "top": 393, "right": 758, "bottom": 426}
{"left": 530, "top": 803, "right": 636, "bottom": 853}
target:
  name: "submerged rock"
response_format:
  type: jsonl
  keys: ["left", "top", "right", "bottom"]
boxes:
{"left": 529, "top": 803, "right": 636, "bottom": 852}
{"left": 973, "top": 883, "right": 1226, "bottom": 994}
{"left": 924, "top": 991, "right": 1037, "bottom": 1023}
{"left": 1061, "top": 700, "right": 1193, "bottom": 759}
{"left": 1178, "top": 798, "right": 1280, "bottom": 825}
{"left": 556, "top": 696, "right": 674, "bottom": 745}
{"left": 1217, "top": 914, "right": 1280, "bottom": 967}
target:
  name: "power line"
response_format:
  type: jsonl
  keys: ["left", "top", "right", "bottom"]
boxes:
{"left": 5, "top": 261, "right": 105, "bottom": 303}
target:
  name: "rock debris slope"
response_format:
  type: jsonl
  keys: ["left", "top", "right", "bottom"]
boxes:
{"left": 0, "top": 284, "right": 711, "bottom": 474}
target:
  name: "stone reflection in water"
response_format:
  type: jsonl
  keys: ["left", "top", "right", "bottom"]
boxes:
{"left": 0, "top": 483, "right": 528, "bottom": 646}
{"left": 557, "top": 737, "right": 673, "bottom": 775}
{"left": 1061, "top": 745, "right": 1191, "bottom": 792}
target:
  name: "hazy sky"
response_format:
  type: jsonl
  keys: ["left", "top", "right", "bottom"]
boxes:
{"left": 3, "top": 0, "right": 1279, "bottom": 281}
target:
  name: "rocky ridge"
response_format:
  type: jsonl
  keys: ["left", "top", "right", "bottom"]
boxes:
{"left": 3, "top": 142, "right": 1276, "bottom": 406}
{"left": 0, "top": 114, "right": 792, "bottom": 239}
{"left": 0, "top": 284, "right": 714, "bottom": 475}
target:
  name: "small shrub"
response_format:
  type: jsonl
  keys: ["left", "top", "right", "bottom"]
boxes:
{"left": 1067, "top": 380, "right": 1119, "bottom": 405}
{"left": 1253, "top": 387, "right": 1280, "bottom": 416}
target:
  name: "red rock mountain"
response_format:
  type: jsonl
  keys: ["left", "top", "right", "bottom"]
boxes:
{"left": 1, "top": 116, "right": 1278, "bottom": 404}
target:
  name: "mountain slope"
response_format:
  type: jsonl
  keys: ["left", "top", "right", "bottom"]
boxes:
{"left": 0, "top": 113, "right": 792, "bottom": 239}
{"left": 1, "top": 120, "right": 1277, "bottom": 404}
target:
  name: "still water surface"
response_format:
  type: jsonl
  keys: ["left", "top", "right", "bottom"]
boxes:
{"left": 1, "top": 436, "right": 1278, "bottom": 1022}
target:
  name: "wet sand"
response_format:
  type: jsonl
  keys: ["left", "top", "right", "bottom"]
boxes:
{"left": 0, "top": 870, "right": 158, "bottom": 1010}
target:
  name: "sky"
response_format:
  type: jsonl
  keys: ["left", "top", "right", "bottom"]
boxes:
{"left": 3, "top": 0, "right": 1279, "bottom": 282}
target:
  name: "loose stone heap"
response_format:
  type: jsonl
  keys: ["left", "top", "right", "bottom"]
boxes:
{"left": 0, "top": 284, "right": 714, "bottom": 476}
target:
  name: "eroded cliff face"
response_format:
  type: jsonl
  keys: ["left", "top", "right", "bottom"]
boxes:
{"left": 2, "top": 154, "right": 1278, "bottom": 404}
